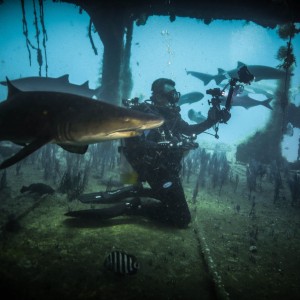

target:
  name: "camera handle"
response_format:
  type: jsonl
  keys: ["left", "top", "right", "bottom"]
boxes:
{"left": 225, "top": 78, "right": 238, "bottom": 111}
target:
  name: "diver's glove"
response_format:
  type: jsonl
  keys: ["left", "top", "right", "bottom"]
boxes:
{"left": 208, "top": 107, "right": 231, "bottom": 123}
{"left": 219, "top": 109, "right": 231, "bottom": 123}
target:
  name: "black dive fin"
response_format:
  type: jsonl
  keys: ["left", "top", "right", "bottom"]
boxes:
{"left": 65, "top": 205, "right": 127, "bottom": 219}
{"left": 58, "top": 144, "right": 88, "bottom": 154}
{"left": 0, "top": 138, "right": 51, "bottom": 169}
{"left": 79, "top": 185, "right": 138, "bottom": 204}
{"left": 78, "top": 185, "right": 156, "bottom": 204}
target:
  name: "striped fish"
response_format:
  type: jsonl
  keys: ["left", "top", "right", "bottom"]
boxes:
{"left": 103, "top": 251, "right": 139, "bottom": 275}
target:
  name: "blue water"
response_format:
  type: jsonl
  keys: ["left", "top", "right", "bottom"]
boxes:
{"left": 0, "top": 0, "right": 299, "bottom": 160}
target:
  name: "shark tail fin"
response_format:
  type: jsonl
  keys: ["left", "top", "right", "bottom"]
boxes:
{"left": 262, "top": 98, "right": 273, "bottom": 110}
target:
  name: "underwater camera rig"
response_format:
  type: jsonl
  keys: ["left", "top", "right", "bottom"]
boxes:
{"left": 206, "top": 65, "right": 254, "bottom": 138}
{"left": 122, "top": 97, "right": 140, "bottom": 108}
{"left": 122, "top": 96, "right": 198, "bottom": 151}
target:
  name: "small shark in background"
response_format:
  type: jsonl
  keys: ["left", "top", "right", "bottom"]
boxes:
{"left": 221, "top": 92, "right": 273, "bottom": 110}
{"left": 187, "top": 61, "right": 292, "bottom": 85}
{"left": 187, "top": 109, "right": 206, "bottom": 124}
{"left": 178, "top": 92, "right": 204, "bottom": 106}
{"left": 0, "top": 74, "right": 101, "bottom": 98}
{"left": 0, "top": 78, "right": 164, "bottom": 169}
{"left": 243, "top": 85, "right": 274, "bottom": 99}
{"left": 221, "top": 91, "right": 273, "bottom": 110}
{"left": 219, "top": 82, "right": 275, "bottom": 99}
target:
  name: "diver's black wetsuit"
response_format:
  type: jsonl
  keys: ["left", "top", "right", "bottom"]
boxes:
{"left": 119, "top": 101, "right": 215, "bottom": 228}
{"left": 66, "top": 101, "right": 216, "bottom": 228}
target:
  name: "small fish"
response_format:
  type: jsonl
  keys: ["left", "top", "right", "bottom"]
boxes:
{"left": 20, "top": 183, "right": 55, "bottom": 196}
{"left": 103, "top": 250, "right": 139, "bottom": 275}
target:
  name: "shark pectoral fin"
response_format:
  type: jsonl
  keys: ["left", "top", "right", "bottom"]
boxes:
{"left": 58, "top": 144, "right": 88, "bottom": 154}
{"left": 0, "top": 138, "right": 51, "bottom": 169}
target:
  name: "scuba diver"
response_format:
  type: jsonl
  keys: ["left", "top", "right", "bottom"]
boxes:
{"left": 65, "top": 78, "right": 231, "bottom": 228}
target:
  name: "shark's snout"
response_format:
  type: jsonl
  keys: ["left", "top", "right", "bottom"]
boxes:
{"left": 122, "top": 109, "right": 164, "bottom": 131}
{"left": 138, "top": 115, "right": 164, "bottom": 130}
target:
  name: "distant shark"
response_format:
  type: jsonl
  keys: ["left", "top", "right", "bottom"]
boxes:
{"left": 221, "top": 92, "right": 273, "bottom": 110}
{"left": 187, "top": 61, "right": 292, "bottom": 85}
{"left": 0, "top": 74, "right": 101, "bottom": 98}
{"left": 187, "top": 109, "right": 206, "bottom": 124}
{"left": 178, "top": 92, "right": 204, "bottom": 106}
{"left": 0, "top": 79, "right": 164, "bottom": 169}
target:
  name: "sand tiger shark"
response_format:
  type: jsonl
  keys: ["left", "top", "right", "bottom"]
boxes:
{"left": 0, "top": 78, "right": 164, "bottom": 169}
{"left": 187, "top": 61, "right": 292, "bottom": 85}
{"left": 0, "top": 74, "right": 101, "bottom": 98}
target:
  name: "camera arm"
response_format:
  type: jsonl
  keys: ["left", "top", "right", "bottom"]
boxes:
{"left": 205, "top": 65, "right": 254, "bottom": 138}
{"left": 225, "top": 78, "right": 238, "bottom": 111}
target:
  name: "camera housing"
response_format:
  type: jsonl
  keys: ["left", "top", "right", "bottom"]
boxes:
{"left": 237, "top": 65, "right": 254, "bottom": 84}
{"left": 122, "top": 97, "right": 139, "bottom": 108}
{"left": 206, "top": 88, "right": 223, "bottom": 97}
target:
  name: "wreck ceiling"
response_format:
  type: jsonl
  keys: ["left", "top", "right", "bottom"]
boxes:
{"left": 57, "top": 0, "right": 300, "bottom": 28}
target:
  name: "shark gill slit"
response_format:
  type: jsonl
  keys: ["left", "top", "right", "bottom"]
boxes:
{"left": 58, "top": 121, "right": 72, "bottom": 142}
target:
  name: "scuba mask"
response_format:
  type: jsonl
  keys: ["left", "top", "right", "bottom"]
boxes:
{"left": 162, "top": 84, "right": 181, "bottom": 105}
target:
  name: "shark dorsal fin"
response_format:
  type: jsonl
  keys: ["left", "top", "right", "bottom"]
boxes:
{"left": 58, "top": 74, "right": 69, "bottom": 82}
{"left": 6, "top": 77, "right": 21, "bottom": 99}
{"left": 81, "top": 81, "right": 89, "bottom": 89}
{"left": 217, "top": 68, "right": 225, "bottom": 75}
{"left": 237, "top": 61, "right": 245, "bottom": 68}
